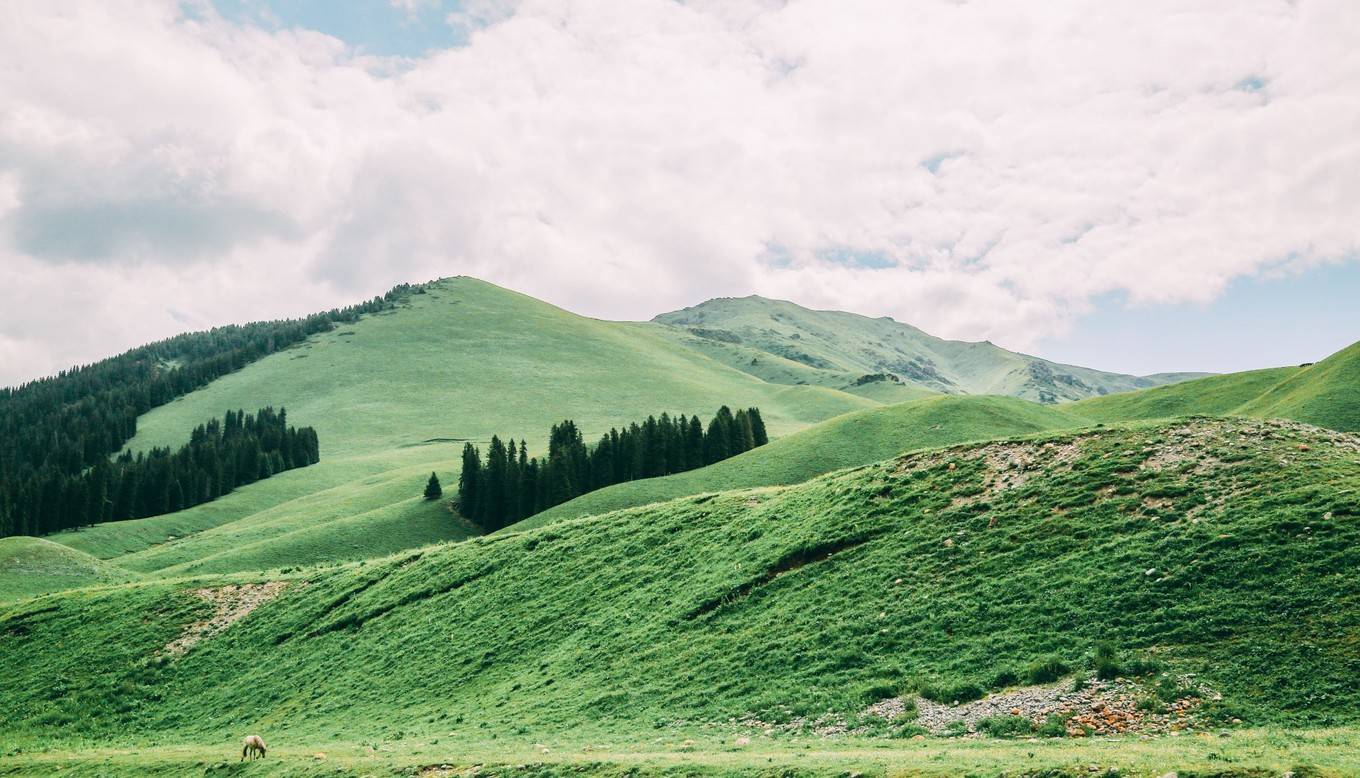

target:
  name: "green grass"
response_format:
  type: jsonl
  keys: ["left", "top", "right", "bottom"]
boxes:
{"left": 516, "top": 395, "right": 1087, "bottom": 530}
{"left": 3, "top": 728, "right": 1359, "bottom": 776}
{"left": 1073, "top": 339, "right": 1360, "bottom": 435}
{"left": 49, "top": 278, "right": 874, "bottom": 574}
{"left": 1239, "top": 341, "right": 1360, "bottom": 432}
{"left": 0, "top": 537, "right": 141, "bottom": 603}
{"left": 6, "top": 417, "right": 1360, "bottom": 761}
{"left": 1071, "top": 366, "right": 1300, "bottom": 422}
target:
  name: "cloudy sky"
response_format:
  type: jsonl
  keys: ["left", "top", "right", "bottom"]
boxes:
{"left": 2, "top": 0, "right": 1358, "bottom": 386}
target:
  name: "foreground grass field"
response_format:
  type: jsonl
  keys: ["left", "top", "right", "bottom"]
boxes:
{"left": 5, "top": 728, "right": 1359, "bottom": 777}
{"left": 5, "top": 418, "right": 1359, "bottom": 777}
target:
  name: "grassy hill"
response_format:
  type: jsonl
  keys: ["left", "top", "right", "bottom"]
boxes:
{"left": 5, "top": 418, "right": 1360, "bottom": 775}
{"left": 1238, "top": 341, "right": 1360, "bottom": 432}
{"left": 1070, "top": 366, "right": 1301, "bottom": 422}
{"left": 517, "top": 395, "right": 1087, "bottom": 531}
{"left": 655, "top": 296, "right": 1205, "bottom": 402}
{"left": 1072, "top": 339, "right": 1360, "bottom": 434}
{"left": 0, "top": 537, "right": 140, "bottom": 603}
{"left": 46, "top": 278, "right": 875, "bottom": 575}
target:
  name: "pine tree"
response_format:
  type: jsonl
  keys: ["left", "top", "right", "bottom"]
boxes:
{"left": 747, "top": 407, "right": 769, "bottom": 446}
{"left": 484, "top": 436, "right": 510, "bottom": 530}
{"left": 458, "top": 443, "right": 482, "bottom": 520}
{"left": 734, "top": 408, "right": 756, "bottom": 454}
{"left": 686, "top": 415, "right": 704, "bottom": 468}
{"left": 424, "top": 472, "right": 443, "bottom": 501}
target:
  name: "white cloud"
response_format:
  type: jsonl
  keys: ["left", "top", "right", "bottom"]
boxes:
{"left": 1, "top": 0, "right": 1357, "bottom": 384}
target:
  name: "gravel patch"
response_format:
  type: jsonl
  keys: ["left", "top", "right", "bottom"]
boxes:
{"left": 163, "top": 581, "right": 294, "bottom": 656}
{"left": 867, "top": 677, "right": 1212, "bottom": 737}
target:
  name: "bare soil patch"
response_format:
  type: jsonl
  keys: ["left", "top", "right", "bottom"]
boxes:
{"left": 163, "top": 581, "right": 294, "bottom": 656}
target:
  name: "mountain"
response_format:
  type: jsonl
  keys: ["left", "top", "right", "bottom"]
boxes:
{"left": 654, "top": 295, "right": 1207, "bottom": 403}
{"left": 514, "top": 395, "right": 1087, "bottom": 531}
{"left": 4, "top": 417, "right": 1359, "bottom": 776}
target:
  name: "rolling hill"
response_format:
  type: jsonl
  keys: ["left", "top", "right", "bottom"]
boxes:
{"left": 0, "top": 537, "right": 141, "bottom": 603}
{"left": 28, "top": 277, "right": 1212, "bottom": 579}
{"left": 1073, "top": 338, "right": 1360, "bottom": 433}
{"left": 655, "top": 295, "right": 1207, "bottom": 402}
{"left": 45, "top": 278, "right": 877, "bottom": 575}
{"left": 1069, "top": 366, "right": 1302, "bottom": 422}
{"left": 1237, "top": 340, "right": 1360, "bottom": 431}
{"left": 515, "top": 395, "right": 1088, "bottom": 531}
{"left": 4, "top": 417, "right": 1360, "bottom": 776}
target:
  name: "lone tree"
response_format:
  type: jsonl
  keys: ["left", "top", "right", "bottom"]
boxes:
{"left": 423, "top": 472, "right": 443, "bottom": 501}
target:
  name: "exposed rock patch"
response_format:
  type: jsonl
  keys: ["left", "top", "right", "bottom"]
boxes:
{"left": 163, "top": 581, "right": 293, "bottom": 656}
{"left": 867, "top": 677, "right": 1211, "bottom": 737}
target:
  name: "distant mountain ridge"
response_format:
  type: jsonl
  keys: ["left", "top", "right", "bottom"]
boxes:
{"left": 654, "top": 295, "right": 1207, "bottom": 403}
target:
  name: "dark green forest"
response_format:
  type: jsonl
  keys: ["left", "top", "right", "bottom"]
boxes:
{"left": 0, "top": 283, "right": 421, "bottom": 538}
{"left": 457, "top": 406, "right": 767, "bottom": 531}
{"left": 4, "top": 407, "right": 318, "bottom": 537}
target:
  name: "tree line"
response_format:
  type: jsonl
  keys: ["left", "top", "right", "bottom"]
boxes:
{"left": 0, "top": 282, "right": 424, "bottom": 539}
{"left": 3, "top": 407, "right": 319, "bottom": 537}
{"left": 456, "top": 406, "right": 767, "bottom": 531}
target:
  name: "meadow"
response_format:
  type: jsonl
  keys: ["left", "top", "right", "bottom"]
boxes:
{"left": 5, "top": 417, "right": 1360, "bottom": 776}
{"left": 45, "top": 278, "right": 876, "bottom": 575}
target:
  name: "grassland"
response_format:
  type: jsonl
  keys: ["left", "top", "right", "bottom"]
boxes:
{"left": 4, "top": 728, "right": 1359, "bottom": 776}
{"left": 1073, "top": 339, "right": 1360, "bottom": 435}
{"left": 5, "top": 417, "right": 1359, "bottom": 777}
{"left": 0, "top": 537, "right": 141, "bottom": 603}
{"left": 1070, "top": 367, "right": 1301, "bottom": 422}
{"left": 518, "top": 395, "right": 1087, "bottom": 530}
{"left": 45, "top": 278, "right": 875, "bottom": 575}
{"left": 1238, "top": 340, "right": 1360, "bottom": 432}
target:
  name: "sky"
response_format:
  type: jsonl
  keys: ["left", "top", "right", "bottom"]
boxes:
{"left": 1, "top": 0, "right": 1358, "bottom": 386}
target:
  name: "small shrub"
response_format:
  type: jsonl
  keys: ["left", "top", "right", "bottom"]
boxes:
{"left": 1135, "top": 694, "right": 1162, "bottom": 712}
{"left": 918, "top": 680, "right": 985, "bottom": 704}
{"left": 1093, "top": 640, "right": 1123, "bottom": 680}
{"left": 942, "top": 720, "right": 967, "bottom": 737}
{"left": 977, "top": 714, "right": 1033, "bottom": 738}
{"left": 856, "top": 680, "right": 900, "bottom": 704}
{"left": 892, "top": 698, "right": 919, "bottom": 722}
{"left": 989, "top": 668, "right": 1019, "bottom": 689}
{"left": 890, "top": 723, "right": 929, "bottom": 739}
{"left": 1071, "top": 673, "right": 1090, "bottom": 692}
{"left": 1123, "top": 653, "right": 1162, "bottom": 677}
{"left": 1035, "top": 714, "right": 1068, "bottom": 738}
{"left": 1025, "top": 655, "right": 1071, "bottom": 684}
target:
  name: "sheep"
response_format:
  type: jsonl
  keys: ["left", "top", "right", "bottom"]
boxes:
{"left": 241, "top": 734, "right": 267, "bottom": 761}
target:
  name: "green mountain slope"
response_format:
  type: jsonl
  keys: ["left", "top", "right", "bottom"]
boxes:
{"left": 0, "top": 537, "right": 140, "bottom": 603}
{"left": 50, "top": 278, "right": 874, "bottom": 575}
{"left": 1237, "top": 341, "right": 1360, "bottom": 431}
{"left": 516, "top": 395, "right": 1087, "bottom": 531}
{"left": 6, "top": 417, "right": 1359, "bottom": 755}
{"left": 1071, "top": 339, "right": 1360, "bottom": 433}
{"left": 655, "top": 296, "right": 1206, "bottom": 402}
{"left": 1070, "top": 366, "right": 1301, "bottom": 422}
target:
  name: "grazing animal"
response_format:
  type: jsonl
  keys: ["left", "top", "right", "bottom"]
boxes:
{"left": 241, "top": 734, "right": 267, "bottom": 761}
